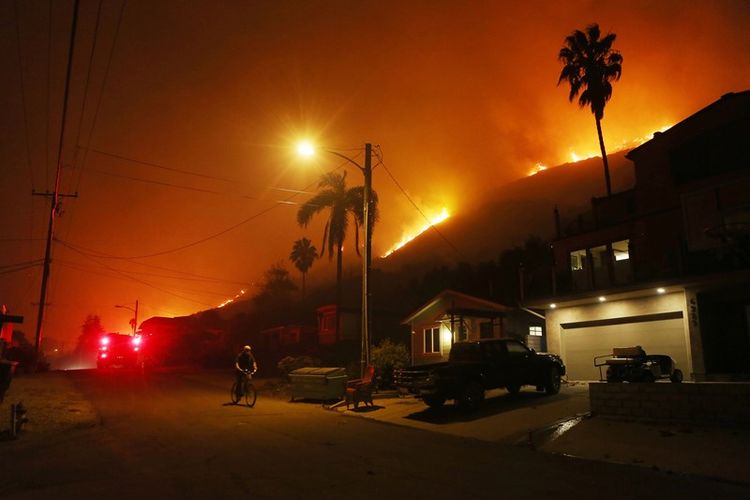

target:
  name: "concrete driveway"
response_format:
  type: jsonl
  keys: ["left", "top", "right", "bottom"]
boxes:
{"left": 332, "top": 381, "right": 590, "bottom": 444}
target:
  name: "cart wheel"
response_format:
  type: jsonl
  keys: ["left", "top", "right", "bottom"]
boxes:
{"left": 670, "top": 369, "right": 683, "bottom": 383}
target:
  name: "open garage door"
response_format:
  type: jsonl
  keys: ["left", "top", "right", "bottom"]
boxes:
{"left": 561, "top": 314, "right": 689, "bottom": 380}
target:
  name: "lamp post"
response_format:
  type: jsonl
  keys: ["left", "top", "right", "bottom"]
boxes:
{"left": 115, "top": 300, "right": 139, "bottom": 335}
{"left": 298, "top": 142, "right": 373, "bottom": 376}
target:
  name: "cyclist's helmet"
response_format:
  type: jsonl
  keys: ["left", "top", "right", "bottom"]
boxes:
{"left": 243, "top": 345, "right": 252, "bottom": 352}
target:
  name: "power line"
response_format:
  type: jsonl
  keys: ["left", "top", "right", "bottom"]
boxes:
{"left": 375, "top": 146, "right": 466, "bottom": 260}
{"left": 60, "top": 244, "right": 215, "bottom": 307}
{"left": 87, "top": 147, "right": 235, "bottom": 183}
{"left": 73, "top": 0, "right": 127, "bottom": 193}
{"left": 56, "top": 260, "right": 238, "bottom": 299}
{"left": 69, "top": 0, "right": 103, "bottom": 187}
{"left": 56, "top": 157, "right": 350, "bottom": 260}
{"left": 12, "top": 0, "right": 35, "bottom": 192}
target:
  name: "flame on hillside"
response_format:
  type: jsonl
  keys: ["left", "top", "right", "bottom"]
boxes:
{"left": 218, "top": 289, "right": 246, "bottom": 308}
{"left": 382, "top": 208, "right": 450, "bottom": 258}
{"left": 532, "top": 124, "right": 674, "bottom": 176}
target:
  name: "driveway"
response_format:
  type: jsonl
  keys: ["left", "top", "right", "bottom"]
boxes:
{"left": 331, "top": 382, "right": 590, "bottom": 444}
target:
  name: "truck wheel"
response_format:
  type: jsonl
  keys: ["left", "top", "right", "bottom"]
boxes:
{"left": 544, "top": 367, "right": 561, "bottom": 395}
{"left": 670, "top": 369, "right": 683, "bottom": 383}
{"left": 506, "top": 383, "right": 521, "bottom": 395}
{"left": 639, "top": 371, "right": 655, "bottom": 383}
{"left": 423, "top": 396, "right": 445, "bottom": 408}
{"left": 457, "top": 381, "right": 484, "bottom": 412}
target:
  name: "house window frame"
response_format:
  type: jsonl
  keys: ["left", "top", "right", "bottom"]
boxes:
{"left": 424, "top": 326, "right": 440, "bottom": 354}
{"left": 528, "top": 325, "right": 543, "bottom": 337}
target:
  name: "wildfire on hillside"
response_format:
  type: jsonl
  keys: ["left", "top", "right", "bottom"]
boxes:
{"left": 218, "top": 289, "right": 246, "bottom": 308}
{"left": 382, "top": 208, "right": 450, "bottom": 258}
{"left": 531, "top": 124, "right": 675, "bottom": 176}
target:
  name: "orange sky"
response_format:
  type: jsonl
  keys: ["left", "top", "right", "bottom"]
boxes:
{"left": 1, "top": 0, "right": 748, "bottom": 346}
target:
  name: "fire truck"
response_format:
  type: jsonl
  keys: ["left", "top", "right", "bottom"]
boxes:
{"left": 96, "top": 333, "right": 144, "bottom": 369}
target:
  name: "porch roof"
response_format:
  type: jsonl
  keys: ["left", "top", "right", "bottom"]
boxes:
{"left": 402, "top": 289, "right": 511, "bottom": 325}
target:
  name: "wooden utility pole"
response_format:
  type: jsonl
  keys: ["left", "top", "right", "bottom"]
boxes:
{"left": 32, "top": 0, "right": 80, "bottom": 355}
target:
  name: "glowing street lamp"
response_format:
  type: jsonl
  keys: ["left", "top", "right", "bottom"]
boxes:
{"left": 297, "top": 141, "right": 373, "bottom": 376}
{"left": 115, "top": 300, "right": 139, "bottom": 335}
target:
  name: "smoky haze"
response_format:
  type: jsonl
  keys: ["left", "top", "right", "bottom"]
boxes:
{"left": 0, "top": 0, "right": 748, "bottom": 347}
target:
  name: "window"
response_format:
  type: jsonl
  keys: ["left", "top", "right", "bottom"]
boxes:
{"left": 611, "top": 240, "right": 630, "bottom": 261}
{"left": 458, "top": 321, "right": 468, "bottom": 341}
{"left": 424, "top": 327, "right": 440, "bottom": 353}
{"left": 570, "top": 249, "right": 586, "bottom": 271}
{"left": 529, "top": 325, "right": 542, "bottom": 337}
{"left": 480, "top": 322, "right": 494, "bottom": 339}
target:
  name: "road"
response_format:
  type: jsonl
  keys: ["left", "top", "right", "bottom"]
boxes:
{"left": 2, "top": 369, "right": 748, "bottom": 499}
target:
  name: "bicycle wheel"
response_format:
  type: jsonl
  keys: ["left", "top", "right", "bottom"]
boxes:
{"left": 244, "top": 380, "right": 257, "bottom": 407}
{"left": 230, "top": 382, "right": 241, "bottom": 404}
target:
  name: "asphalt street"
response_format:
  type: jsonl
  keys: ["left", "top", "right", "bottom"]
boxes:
{"left": 2, "top": 370, "right": 749, "bottom": 499}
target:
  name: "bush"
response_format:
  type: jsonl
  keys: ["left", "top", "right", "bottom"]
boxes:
{"left": 276, "top": 355, "right": 321, "bottom": 378}
{"left": 371, "top": 339, "right": 409, "bottom": 389}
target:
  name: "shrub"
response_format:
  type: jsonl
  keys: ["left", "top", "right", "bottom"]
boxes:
{"left": 277, "top": 355, "right": 321, "bottom": 378}
{"left": 371, "top": 339, "right": 409, "bottom": 389}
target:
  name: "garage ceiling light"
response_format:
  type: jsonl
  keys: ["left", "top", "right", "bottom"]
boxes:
{"left": 598, "top": 296, "right": 606, "bottom": 302}
{"left": 656, "top": 287, "right": 666, "bottom": 294}
{"left": 550, "top": 303, "right": 557, "bottom": 309}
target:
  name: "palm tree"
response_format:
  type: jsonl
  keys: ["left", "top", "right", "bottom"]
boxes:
{"left": 297, "top": 171, "right": 378, "bottom": 338}
{"left": 558, "top": 23, "right": 623, "bottom": 196}
{"left": 289, "top": 238, "right": 318, "bottom": 298}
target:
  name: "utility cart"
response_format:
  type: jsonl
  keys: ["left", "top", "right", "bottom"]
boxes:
{"left": 594, "top": 346, "right": 683, "bottom": 383}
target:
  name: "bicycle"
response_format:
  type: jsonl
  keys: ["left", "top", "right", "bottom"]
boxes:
{"left": 231, "top": 370, "right": 257, "bottom": 407}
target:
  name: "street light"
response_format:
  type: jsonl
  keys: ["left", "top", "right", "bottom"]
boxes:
{"left": 115, "top": 300, "right": 139, "bottom": 335}
{"left": 297, "top": 142, "right": 373, "bottom": 376}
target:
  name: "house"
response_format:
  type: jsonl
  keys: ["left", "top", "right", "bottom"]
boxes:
{"left": 257, "top": 324, "right": 318, "bottom": 351}
{"left": 402, "top": 289, "right": 544, "bottom": 365}
{"left": 525, "top": 91, "right": 750, "bottom": 381}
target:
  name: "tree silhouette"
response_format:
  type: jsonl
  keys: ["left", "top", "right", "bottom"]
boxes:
{"left": 558, "top": 23, "right": 623, "bottom": 196}
{"left": 75, "top": 314, "right": 105, "bottom": 364}
{"left": 289, "top": 237, "right": 318, "bottom": 298}
{"left": 297, "top": 171, "right": 378, "bottom": 338}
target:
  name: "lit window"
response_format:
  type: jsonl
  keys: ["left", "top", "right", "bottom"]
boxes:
{"left": 570, "top": 249, "right": 586, "bottom": 271}
{"left": 424, "top": 327, "right": 440, "bottom": 353}
{"left": 529, "top": 326, "right": 543, "bottom": 337}
{"left": 612, "top": 240, "right": 630, "bottom": 261}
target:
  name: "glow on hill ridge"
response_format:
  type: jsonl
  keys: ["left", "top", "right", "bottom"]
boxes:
{"left": 382, "top": 208, "right": 450, "bottom": 258}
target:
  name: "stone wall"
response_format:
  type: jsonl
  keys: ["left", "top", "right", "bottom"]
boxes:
{"left": 589, "top": 382, "right": 750, "bottom": 425}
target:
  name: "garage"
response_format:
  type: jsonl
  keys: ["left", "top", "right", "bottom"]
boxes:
{"left": 561, "top": 312, "right": 690, "bottom": 380}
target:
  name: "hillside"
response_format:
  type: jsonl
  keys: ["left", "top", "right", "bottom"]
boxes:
{"left": 377, "top": 150, "right": 635, "bottom": 274}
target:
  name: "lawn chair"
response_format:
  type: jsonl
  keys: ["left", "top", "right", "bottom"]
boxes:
{"left": 345, "top": 365, "right": 375, "bottom": 410}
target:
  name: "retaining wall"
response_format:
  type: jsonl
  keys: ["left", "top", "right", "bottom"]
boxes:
{"left": 589, "top": 382, "right": 750, "bottom": 425}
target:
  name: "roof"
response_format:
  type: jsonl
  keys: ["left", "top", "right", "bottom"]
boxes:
{"left": 402, "top": 289, "right": 511, "bottom": 325}
{"left": 626, "top": 90, "right": 750, "bottom": 160}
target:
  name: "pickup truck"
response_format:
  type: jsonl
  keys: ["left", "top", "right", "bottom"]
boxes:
{"left": 394, "top": 339, "right": 566, "bottom": 411}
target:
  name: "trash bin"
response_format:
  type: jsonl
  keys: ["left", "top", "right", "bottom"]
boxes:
{"left": 289, "top": 367, "right": 347, "bottom": 402}
{"left": 0, "top": 360, "right": 19, "bottom": 403}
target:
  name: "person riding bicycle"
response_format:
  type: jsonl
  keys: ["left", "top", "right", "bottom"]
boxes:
{"left": 234, "top": 345, "right": 257, "bottom": 397}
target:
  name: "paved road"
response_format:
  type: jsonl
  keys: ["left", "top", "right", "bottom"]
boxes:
{"left": 2, "top": 369, "right": 748, "bottom": 499}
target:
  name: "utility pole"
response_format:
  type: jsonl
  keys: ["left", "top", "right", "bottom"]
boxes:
{"left": 361, "top": 143, "right": 372, "bottom": 377}
{"left": 33, "top": 0, "right": 80, "bottom": 355}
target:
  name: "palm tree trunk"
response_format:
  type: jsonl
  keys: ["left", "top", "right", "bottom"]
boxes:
{"left": 595, "top": 116, "right": 612, "bottom": 196}
{"left": 301, "top": 271, "right": 306, "bottom": 299}
{"left": 335, "top": 242, "right": 343, "bottom": 342}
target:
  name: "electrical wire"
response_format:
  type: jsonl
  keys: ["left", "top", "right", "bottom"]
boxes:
{"left": 68, "top": 0, "right": 103, "bottom": 192}
{"left": 57, "top": 157, "right": 350, "bottom": 260}
{"left": 72, "top": 0, "right": 127, "bottom": 194}
{"left": 86, "top": 147, "right": 236, "bottom": 183}
{"left": 12, "top": 0, "right": 35, "bottom": 192}
{"left": 374, "top": 146, "right": 466, "bottom": 260}
{"left": 59, "top": 243, "right": 215, "bottom": 307}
